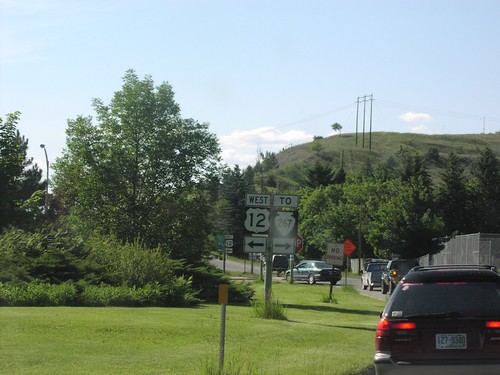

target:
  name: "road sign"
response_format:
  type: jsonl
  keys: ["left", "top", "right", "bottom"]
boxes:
{"left": 272, "top": 238, "right": 295, "bottom": 254}
{"left": 273, "top": 194, "right": 299, "bottom": 208}
{"left": 325, "top": 243, "right": 344, "bottom": 266}
{"left": 344, "top": 239, "right": 357, "bottom": 256}
{"left": 225, "top": 234, "right": 234, "bottom": 255}
{"left": 295, "top": 235, "right": 304, "bottom": 253}
{"left": 244, "top": 236, "right": 267, "bottom": 253}
{"left": 245, "top": 193, "right": 272, "bottom": 207}
{"left": 271, "top": 211, "right": 297, "bottom": 238}
{"left": 245, "top": 208, "right": 270, "bottom": 233}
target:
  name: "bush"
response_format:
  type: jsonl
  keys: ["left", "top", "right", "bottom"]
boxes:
{"left": 0, "top": 280, "right": 200, "bottom": 307}
{"left": 0, "top": 282, "right": 77, "bottom": 306}
{"left": 251, "top": 296, "right": 287, "bottom": 320}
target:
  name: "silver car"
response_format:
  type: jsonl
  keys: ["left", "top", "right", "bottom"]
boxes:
{"left": 361, "top": 262, "right": 387, "bottom": 291}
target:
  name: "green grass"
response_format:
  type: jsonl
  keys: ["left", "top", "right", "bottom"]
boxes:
{"left": 0, "top": 282, "right": 385, "bottom": 375}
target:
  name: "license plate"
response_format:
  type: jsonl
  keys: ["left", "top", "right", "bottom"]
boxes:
{"left": 436, "top": 333, "right": 467, "bottom": 349}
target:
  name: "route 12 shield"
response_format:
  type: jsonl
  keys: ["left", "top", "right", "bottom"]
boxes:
{"left": 244, "top": 208, "right": 270, "bottom": 234}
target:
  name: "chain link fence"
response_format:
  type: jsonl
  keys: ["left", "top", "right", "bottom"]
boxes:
{"left": 419, "top": 233, "right": 500, "bottom": 268}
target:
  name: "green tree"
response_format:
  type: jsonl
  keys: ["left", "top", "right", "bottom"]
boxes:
{"left": 437, "top": 152, "right": 472, "bottom": 235}
{"left": 468, "top": 147, "right": 500, "bottom": 233}
{"left": 304, "top": 161, "right": 335, "bottom": 187}
{"left": 0, "top": 112, "right": 44, "bottom": 231}
{"left": 367, "top": 178, "right": 444, "bottom": 259}
{"left": 52, "top": 70, "right": 221, "bottom": 261}
{"left": 331, "top": 122, "right": 342, "bottom": 137}
{"left": 217, "top": 165, "right": 248, "bottom": 257}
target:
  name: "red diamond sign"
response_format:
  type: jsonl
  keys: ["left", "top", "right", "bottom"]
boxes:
{"left": 343, "top": 239, "right": 357, "bottom": 256}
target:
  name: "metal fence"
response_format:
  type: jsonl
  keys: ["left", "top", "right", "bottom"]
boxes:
{"left": 419, "top": 233, "right": 500, "bottom": 268}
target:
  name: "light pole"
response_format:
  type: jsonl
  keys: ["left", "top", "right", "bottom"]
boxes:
{"left": 40, "top": 144, "right": 49, "bottom": 211}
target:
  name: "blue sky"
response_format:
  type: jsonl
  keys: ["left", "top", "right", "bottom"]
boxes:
{"left": 1, "top": 0, "right": 500, "bottom": 175}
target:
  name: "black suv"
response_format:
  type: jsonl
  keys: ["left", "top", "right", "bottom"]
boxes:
{"left": 374, "top": 265, "right": 500, "bottom": 375}
{"left": 381, "top": 259, "right": 419, "bottom": 294}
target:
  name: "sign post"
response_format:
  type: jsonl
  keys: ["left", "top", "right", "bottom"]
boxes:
{"left": 245, "top": 193, "right": 299, "bottom": 305}
{"left": 218, "top": 284, "right": 229, "bottom": 371}
{"left": 343, "top": 239, "right": 357, "bottom": 286}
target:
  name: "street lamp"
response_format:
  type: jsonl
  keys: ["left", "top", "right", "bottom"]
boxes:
{"left": 40, "top": 144, "right": 49, "bottom": 211}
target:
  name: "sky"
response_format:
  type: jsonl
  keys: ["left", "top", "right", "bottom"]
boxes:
{"left": 1, "top": 0, "right": 500, "bottom": 178}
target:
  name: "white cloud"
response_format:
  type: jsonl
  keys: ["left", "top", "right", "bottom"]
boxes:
{"left": 219, "top": 126, "right": 313, "bottom": 168}
{"left": 399, "top": 112, "right": 433, "bottom": 123}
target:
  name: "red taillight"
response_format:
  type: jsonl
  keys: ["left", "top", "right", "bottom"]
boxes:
{"left": 486, "top": 321, "right": 500, "bottom": 328}
{"left": 376, "top": 318, "right": 416, "bottom": 336}
{"left": 376, "top": 318, "right": 416, "bottom": 351}
{"left": 392, "top": 322, "right": 416, "bottom": 330}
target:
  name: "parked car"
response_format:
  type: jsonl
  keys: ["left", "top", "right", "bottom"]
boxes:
{"left": 381, "top": 259, "right": 419, "bottom": 294}
{"left": 262, "top": 254, "right": 290, "bottom": 276}
{"left": 361, "top": 261, "right": 388, "bottom": 291}
{"left": 285, "top": 260, "right": 341, "bottom": 284}
{"left": 374, "top": 264, "right": 500, "bottom": 375}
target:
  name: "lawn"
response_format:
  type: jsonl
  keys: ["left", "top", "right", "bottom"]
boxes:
{"left": 0, "top": 282, "right": 385, "bottom": 375}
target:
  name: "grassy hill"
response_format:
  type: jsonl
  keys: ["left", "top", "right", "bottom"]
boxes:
{"left": 275, "top": 132, "right": 500, "bottom": 181}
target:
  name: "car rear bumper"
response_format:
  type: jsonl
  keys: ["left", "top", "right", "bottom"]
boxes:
{"left": 374, "top": 352, "right": 500, "bottom": 375}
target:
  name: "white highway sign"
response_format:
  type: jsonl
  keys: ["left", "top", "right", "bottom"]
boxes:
{"left": 245, "top": 208, "right": 270, "bottom": 233}
{"left": 244, "top": 236, "right": 267, "bottom": 253}
{"left": 273, "top": 194, "right": 299, "bottom": 208}
{"left": 246, "top": 194, "right": 272, "bottom": 207}
{"left": 272, "top": 237, "right": 295, "bottom": 254}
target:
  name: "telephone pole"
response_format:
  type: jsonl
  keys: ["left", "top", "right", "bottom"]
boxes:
{"left": 354, "top": 94, "right": 374, "bottom": 149}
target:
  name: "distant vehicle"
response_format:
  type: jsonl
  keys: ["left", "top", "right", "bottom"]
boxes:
{"left": 361, "top": 261, "right": 388, "bottom": 291}
{"left": 285, "top": 260, "right": 341, "bottom": 285}
{"left": 381, "top": 259, "right": 419, "bottom": 294}
{"left": 262, "top": 255, "right": 290, "bottom": 276}
{"left": 374, "top": 264, "right": 500, "bottom": 375}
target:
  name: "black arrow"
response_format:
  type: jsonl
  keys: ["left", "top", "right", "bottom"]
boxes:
{"left": 274, "top": 242, "right": 292, "bottom": 250}
{"left": 248, "top": 240, "right": 265, "bottom": 249}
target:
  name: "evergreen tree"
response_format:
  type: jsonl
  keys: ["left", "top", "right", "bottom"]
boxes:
{"left": 437, "top": 153, "right": 471, "bottom": 235}
{"left": 469, "top": 147, "right": 500, "bottom": 233}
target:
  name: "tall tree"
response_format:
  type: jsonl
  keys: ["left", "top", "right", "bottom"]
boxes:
{"left": 217, "top": 165, "right": 248, "bottom": 257}
{"left": 437, "top": 152, "right": 472, "bottom": 235}
{"left": 304, "top": 161, "right": 335, "bottom": 187}
{"left": 0, "top": 112, "right": 44, "bottom": 231}
{"left": 52, "top": 70, "right": 221, "bottom": 261}
{"left": 468, "top": 147, "right": 500, "bottom": 233}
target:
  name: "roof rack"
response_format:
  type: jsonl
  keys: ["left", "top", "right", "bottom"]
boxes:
{"left": 411, "top": 264, "right": 497, "bottom": 272}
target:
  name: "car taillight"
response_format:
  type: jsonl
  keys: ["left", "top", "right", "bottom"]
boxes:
{"left": 391, "top": 270, "right": 397, "bottom": 277}
{"left": 375, "top": 318, "right": 416, "bottom": 351}
{"left": 486, "top": 321, "right": 500, "bottom": 329}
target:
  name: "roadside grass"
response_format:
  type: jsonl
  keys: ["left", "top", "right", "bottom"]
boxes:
{"left": 0, "top": 282, "right": 385, "bottom": 375}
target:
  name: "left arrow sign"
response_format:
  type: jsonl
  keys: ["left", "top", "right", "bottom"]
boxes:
{"left": 244, "top": 236, "right": 267, "bottom": 253}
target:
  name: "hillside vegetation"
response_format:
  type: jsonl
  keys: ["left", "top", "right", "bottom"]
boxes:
{"left": 276, "top": 132, "right": 500, "bottom": 183}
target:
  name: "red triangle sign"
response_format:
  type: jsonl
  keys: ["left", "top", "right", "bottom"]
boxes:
{"left": 343, "top": 239, "right": 357, "bottom": 256}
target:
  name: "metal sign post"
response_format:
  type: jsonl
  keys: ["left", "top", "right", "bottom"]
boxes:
{"left": 218, "top": 284, "right": 229, "bottom": 371}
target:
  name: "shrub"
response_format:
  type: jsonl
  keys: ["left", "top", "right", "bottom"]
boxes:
{"left": 251, "top": 296, "right": 287, "bottom": 320}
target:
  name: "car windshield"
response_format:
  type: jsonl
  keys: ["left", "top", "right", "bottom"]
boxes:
{"left": 368, "top": 264, "right": 385, "bottom": 271}
{"left": 389, "top": 282, "right": 500, "bottom": 318}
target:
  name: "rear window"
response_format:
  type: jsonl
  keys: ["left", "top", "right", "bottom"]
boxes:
{"left": 388, "top": 282, "right": 500, "bottom": 318}
{"left": 392, "top": 262, "right": 418, "bottom": 274}
{"left": 367, "top": 263, "right": 385, "bottom": 271}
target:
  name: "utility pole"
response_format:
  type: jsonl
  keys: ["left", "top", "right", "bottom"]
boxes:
{"left": 362, "top": 95, "right": 367, "bottom": 148}
{"left": 355, "top": 97, "right": 360, "bottom": 146}
{"left": 354, "top": 94, "right": 374, "bottom": 149}
{"left": 369, "top": 94, "right": 373, "bottom": 151}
